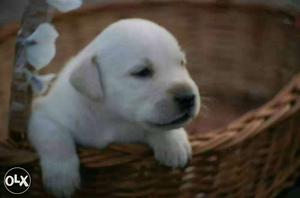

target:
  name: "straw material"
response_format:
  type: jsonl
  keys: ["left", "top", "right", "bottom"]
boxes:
{"left": 0, "top": 1, "right": 300, "bottom": 197}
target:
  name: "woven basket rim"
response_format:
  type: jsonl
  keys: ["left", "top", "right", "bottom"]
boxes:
{"left": 1, "top": 0, "right": 300, "bottom": 159}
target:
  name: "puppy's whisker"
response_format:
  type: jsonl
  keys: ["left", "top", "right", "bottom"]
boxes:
{"left": 199, "top": 104, "right": 210, "bottom": 118}
{"left": 198, "top": 95, "right": 215, "bottom": 118}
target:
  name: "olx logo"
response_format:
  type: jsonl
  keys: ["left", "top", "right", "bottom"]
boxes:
{"left": 4, "top": 167, "right": 31, "bottom": 194}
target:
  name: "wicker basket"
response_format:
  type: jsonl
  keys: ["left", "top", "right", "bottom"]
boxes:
{"left": 1, "top": 1, "right": 300, "bottom": 197}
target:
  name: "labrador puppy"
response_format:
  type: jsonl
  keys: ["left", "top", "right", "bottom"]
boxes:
{"left": 29, "top": 18, "right": 201, "bottom": 197}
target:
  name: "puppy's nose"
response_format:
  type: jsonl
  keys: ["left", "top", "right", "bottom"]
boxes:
{"left": 174, "top": 92, "right": 195, "bottom": 111}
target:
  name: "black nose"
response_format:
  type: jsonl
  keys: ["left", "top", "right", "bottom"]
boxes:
{"left": 174, "top": 93, "right": 195, "bottom": 111}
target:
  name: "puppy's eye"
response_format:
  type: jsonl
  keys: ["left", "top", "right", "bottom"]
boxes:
{"left": 131, "top": 67, "right": 153, "bottom": 78}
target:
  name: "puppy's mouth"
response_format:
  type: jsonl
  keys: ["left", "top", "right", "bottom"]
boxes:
{"left": 148, "top": 112, "right": 191, "bottom": 128}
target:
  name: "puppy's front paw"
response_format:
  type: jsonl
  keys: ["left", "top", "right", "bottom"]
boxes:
{"left": 149, "top": 130, "right": 192, "bottom": 168}
{"left": 41, "top": 156, "right": 80, "bottom": 197}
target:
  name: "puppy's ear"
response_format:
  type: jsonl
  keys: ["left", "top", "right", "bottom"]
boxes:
{"left": 70, "top": 56, "right": 103, "bottom": 100}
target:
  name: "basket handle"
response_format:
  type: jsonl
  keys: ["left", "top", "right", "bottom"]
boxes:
{"left": 8, "top": 0, "right": 52, "bottom": 142}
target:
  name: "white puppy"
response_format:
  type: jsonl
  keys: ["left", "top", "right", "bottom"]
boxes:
{"left": 28, "top": 19, "right": 200, "bottom": 197}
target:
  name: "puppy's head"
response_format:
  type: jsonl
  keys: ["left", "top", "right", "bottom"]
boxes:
{"left": 70, "top": 19, "right": 200, "bottom": 131}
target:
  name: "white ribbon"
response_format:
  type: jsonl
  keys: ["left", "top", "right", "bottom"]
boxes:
{"left": 24, "top": 69, "right": 57, "bottom": 95}
{"left": 24, "top": 23, "right": 58, "bottom": 69}
{"left": 47, "top": 0, "right": 82, "bottom": 12}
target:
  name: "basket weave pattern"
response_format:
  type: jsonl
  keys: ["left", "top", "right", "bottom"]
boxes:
{"left": 0, "top": 1, "right": 300, "bottom": 197}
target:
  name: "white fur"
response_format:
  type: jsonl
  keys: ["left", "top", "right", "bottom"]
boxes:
{"left": 28, "top": 19, "right": 200, "bottom": 197}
